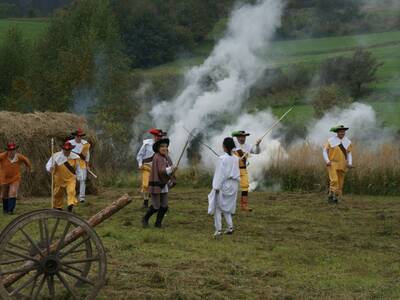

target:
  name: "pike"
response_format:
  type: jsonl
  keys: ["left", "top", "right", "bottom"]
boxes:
{"left": 51, "top": 138, "right": 55, "bottom": 207}
{"left": 259, "top": 106, "right": 294, "bottom": 142}
{"left": 183, "top": 127, "right": 219, "bottom": 157}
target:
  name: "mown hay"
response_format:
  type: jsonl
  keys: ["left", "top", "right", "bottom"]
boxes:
{"left": 0, "top": 111, "right": 100, "bottom": 196}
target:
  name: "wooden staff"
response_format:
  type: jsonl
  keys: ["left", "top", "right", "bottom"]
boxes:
{"left": 51, "top": 138, "right": 54, "bottom": 208}
{"left": 175, "top": 129, "right": 195, "bottom": 168}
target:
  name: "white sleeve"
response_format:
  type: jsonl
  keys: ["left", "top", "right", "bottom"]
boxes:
{"left": 136, "top": 144, "right": 146, "bottom": 167}
{"left": 347, "top": 152, "right": 352, "bottom": 166}
{"left": 45, "top": 156, "right": 55, "bottom": 172}
{"left": 166, "top": 166, "right": 173, "bottom": 175}
{"left": 212, "top": 158, "right": 228, "bottom": 190}
{"left": 86, "top": 150, "right": 90, "bottom": 162}
{"left": 322, "top": 148, "right": 330, "bottom": 163}
{"left": 251, "top": 144, "right": 260, "bottom": 154}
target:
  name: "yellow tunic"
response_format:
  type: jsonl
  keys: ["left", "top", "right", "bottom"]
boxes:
{"left": 233, "top": 151, "right": 249, "bottom": 192}
{"left": 324, "top": 137, "right": 353, "bottom": 195}
{"left": 47, "top": 152, "right": 80, "bottom": 209}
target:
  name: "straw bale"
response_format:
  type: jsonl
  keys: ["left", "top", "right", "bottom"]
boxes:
{"left": 0, "top": 111, "right": 100, "bottom": 196}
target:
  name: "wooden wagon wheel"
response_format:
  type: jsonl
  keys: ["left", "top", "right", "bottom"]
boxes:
{"left": 0, "top": 209, "right": 107, "bottom": 300}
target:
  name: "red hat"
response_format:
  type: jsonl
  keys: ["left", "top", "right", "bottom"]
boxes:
{"left": 61, "top": 141, "right": 75, "bottom": 151}
{"left": 73, "top": 128, "right": 86, "bottom": 137}
{"left": 5, "top": 142, "right": 18, "bottom": 151}
{"left": 148, "top": 128, "right": 162, "bottom": 136}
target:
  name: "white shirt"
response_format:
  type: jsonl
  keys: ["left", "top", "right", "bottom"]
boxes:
{"left": 233, "top": 138, "right": 260, "bottom": 156}
{"left": 322, "top": 136, "right": 353, "bottom": 166}
{"left": 208, "top": 153, "right": 240, "bottom": 215}
{"left": 45, "top": 151, "right": 81, "bottom": 172}
{"left": 69, "top": 139, "right": 90, "bottom": 162}
{"left": 136, "top": 139, "right": 155, "bottom": 167}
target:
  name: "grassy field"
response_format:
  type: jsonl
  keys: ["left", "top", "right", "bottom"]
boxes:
{"left": 2, "top": 187, "right": 400, "bottom": 299}
{"left": 0, "top": 18, "right": 47, "bottom": 44}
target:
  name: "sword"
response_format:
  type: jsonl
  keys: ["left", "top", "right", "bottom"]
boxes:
{"left": 259, "top": 107, "right": 294, "bottom": 142}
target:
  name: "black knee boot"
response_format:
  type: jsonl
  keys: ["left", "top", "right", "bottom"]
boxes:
{"left": 8, "top": 198, "right": 16, "bottom": 214}
{"left": 2, "top": 198, "right": 8, "bottom": 214}
{"left": 155, "top": 206, "right": 168, "bottom": 228}
{"left": 143, "top": 199, "right": 149, "bottom": 209}
{"left": 142, "top": 206, "right": 158, "bottom": 227}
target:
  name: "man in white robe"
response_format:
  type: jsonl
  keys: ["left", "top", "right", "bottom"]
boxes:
{"left": 208, "top": 137, "right": 240, "bottom": 237}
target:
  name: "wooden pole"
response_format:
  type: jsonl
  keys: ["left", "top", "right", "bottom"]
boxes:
{"left": 259, "top": 107, "right": 294, "bottom": 142}
{"left": 51, "top": 138, "right": 54, "bottom": 208}
{"left": 2, "top": 194, "right": 132, "bottom": 287}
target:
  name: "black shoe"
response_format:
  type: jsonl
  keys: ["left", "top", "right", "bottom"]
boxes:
{"left": 155, "top": 207, "right": 168, "bottom": 228}
{"left": 67, "top": 205, "right": 74, "bottom": 212}
{"left": 142, "top": 206, "right": 157, "bottom": 228}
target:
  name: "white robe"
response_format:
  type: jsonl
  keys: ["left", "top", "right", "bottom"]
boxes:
{"left": 208, "top": 153, "right": 240, "bottom": 215}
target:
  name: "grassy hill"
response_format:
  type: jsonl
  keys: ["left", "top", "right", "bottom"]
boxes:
{"left": 0, "top": 18, "right": 48, "bottom": 44}
{"left": 140, "top": 30, "right": 400, "bottom": 129}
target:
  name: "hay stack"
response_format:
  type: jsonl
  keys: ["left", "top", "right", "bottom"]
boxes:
{"left": 0, "top": 111, "right": 99, "bottom": 196}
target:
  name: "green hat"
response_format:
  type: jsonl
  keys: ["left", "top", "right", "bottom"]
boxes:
{"left": 330, "top": 125, "right": 349, "bottom": 133}
{"left": 231, "top": 130, "right": 250, "bottom": 137}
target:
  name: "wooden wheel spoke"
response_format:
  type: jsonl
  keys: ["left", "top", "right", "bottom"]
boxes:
{"left": 60, "top": 235, "right": 91, "bottom": 259}
{"left": 56, "top": 272, "right": 79, "bottom": 300}
{"left": 8, "top": 241, "right": 28, "bottom": 253}
{"left": 20, "top": 228, "right": 44, "bottom": 258}
{"left": 9, "top": 270, "right": 41, "bottom": 296}
{"left": 0, "top": 264, "right": 38, "bottom": 275}
{"left": 60, "top": 267, "right": 95, "bottom": 286}
{"left": 49, "top": 218, "right": 60, "bottom": 245}
{"left": 64, "top": 263, "right": 85, "bottom": 274}
{"left": 32, "top": 274, "right": 47, "bottom": 300}
{"left": 38, "top": 220, "right": 44, "bottom": 245}
{"left": 55, "top": 221, "right": 72, "bottom": 254}
{"left": 62, "top": 256, "right": 99, "bottom": 265}
{"left": 0, "top": 257, "right": 29, "bottom": 265}
{"left": 29, "top": 270, "right": 40, "bottom": 297}
{"left": 4, "top": 248, "right": 39, "bottom": 263}
{"left": 43, "top": 219, "right": 50, "bottom": 254}
{"left": 47, "top": 275, "right": 55, "bottom": 298}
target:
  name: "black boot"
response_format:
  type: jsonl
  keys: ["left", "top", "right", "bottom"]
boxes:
{"left": 8, "top": 198, "right": 16, "bottom": 214}
{"left": 155, "top": 206, "right": 168, "bottom": 228}
{"left": 142, "top": 206, "right": 157, "bottom": 228}
{"left": 143, "top": 199, "right": 149, "bottom": 209}
{"left": 2, "top": 198, "right": 8, "bottom": 214}
{"left": 67, "top": 205, "right": 74, "bottom": 212}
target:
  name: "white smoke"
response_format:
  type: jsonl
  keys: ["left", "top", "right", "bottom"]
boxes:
{"left": 306, "top": 102, "right": 395, "bottom": 147}
{"left": 206, "top": 111, "right": 284, "bottom": 190}
{"left": 151, "top": 0, "right": 285, "bottom": 169}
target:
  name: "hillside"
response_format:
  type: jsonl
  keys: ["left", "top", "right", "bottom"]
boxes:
{"left": 140, "top": 30, "right": 400, "bottom": 129}
{"left": 0, "top": 18, "right": 47, "bottom": 44}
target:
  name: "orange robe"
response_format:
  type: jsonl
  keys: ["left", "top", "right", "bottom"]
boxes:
{"left": 0, "top": 152, "right": 31, "bottom": 185}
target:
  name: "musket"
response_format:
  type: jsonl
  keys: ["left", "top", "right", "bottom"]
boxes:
{"left": 51, "top": 138, "right": 54, "bottom": 207}
{"left": 183, "top": 126, "right": 219, "bottom": 157}
{"left": 259, "top": 106, "right": 293, "bottom": 142}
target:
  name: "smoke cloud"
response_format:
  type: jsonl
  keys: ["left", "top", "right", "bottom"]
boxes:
{"left": 151, "top": 0, "right": 285, "bottom": 170}
{"left": 306, "top": 102, "right": 395, "bottom": 147}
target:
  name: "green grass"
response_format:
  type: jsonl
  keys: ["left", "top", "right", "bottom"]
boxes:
{"left": 2, "top": 187, "right": 400, "bottom": 299}
{"left": 0, "top": 18, "right": 48, "bottom": 44}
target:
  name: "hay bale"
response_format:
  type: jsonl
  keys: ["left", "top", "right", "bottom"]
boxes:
{"left": 0, "top": 111, "right": 100, "bottom": 196}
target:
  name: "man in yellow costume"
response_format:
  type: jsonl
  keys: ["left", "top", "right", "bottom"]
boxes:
{"left": 69, "top": 128, "right": 91, "bottom": 203}
{"left": 136, "top": 128, "right": 165, "bottom": 208}
{"left": 231, "top": 130, "right": 261, "bottom": 212}
{"left": 323, "top": 125, "right": 353, "bottom": 204}
{"left": 46, "top": 141, "right": 81, "bottom": 212}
